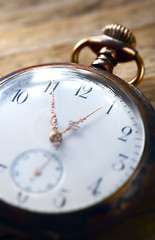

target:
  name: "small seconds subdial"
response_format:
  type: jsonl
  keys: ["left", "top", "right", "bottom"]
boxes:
{"left": 11, "top": 149, "right": 63, "bottom": 193}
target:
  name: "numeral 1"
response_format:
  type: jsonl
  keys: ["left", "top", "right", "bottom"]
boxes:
{"left": 106, "top": 101, "right": 116, "bottom": 114}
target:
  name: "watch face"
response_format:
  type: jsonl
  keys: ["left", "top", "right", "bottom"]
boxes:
{"left": 0, "top": 64, "right": 145, "bottom": 214}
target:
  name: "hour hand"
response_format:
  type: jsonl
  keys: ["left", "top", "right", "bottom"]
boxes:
{"left": 61, "top": 105, "right": 104, "bottom": 134}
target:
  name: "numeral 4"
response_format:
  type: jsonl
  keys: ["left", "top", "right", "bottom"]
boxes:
{"left": 88, "top": 177, "right": 103, "bottom": 196}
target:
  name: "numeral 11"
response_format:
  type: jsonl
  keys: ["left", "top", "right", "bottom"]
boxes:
{"left": 44, "top": 81, "right": 60, "bottom": 94}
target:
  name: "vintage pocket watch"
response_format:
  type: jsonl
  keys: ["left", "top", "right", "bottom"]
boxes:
{"left": 0, "top": 24, "right": 154, "bottom": 239}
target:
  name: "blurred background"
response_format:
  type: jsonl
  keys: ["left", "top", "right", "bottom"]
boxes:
{"left": 0, "top": 0, "right": 154, "bottom": 239}
{"left": 0, "top": 0, "right": 154, "bottom": 108}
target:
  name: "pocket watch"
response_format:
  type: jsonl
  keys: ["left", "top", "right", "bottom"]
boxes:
{"left": 0, "top": 24, "right": 154, "bottom": 240}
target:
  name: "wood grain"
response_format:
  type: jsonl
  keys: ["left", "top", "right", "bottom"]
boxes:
{"left": 0, "top": 0, "right": 154, "bottom": 239}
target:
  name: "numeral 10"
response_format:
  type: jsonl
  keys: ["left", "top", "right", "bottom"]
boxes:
{"left": 11, "top": 89, "right": 28, "bottom": 104}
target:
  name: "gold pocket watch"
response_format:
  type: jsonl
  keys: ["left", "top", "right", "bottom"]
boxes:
{"left": 0, "top": 24, "right": 154, "bottom": 239}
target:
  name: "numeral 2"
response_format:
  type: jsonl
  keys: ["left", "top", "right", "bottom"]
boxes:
{"left": 118, "top": 126, "right": 132, "bottom": 142}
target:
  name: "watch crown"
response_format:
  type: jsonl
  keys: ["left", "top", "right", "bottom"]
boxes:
{"left": 102, "top": 24, "right": 136, "bottom": 48}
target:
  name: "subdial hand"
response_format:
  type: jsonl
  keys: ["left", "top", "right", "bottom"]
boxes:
{"left": 30, "top": 157, "right": 52, "bottom": 180}
{"left": 61, "top": 105, "right": 104, "bottom": 134}
{"left": 49, "top": 80, "right": 62, "bottom": 146}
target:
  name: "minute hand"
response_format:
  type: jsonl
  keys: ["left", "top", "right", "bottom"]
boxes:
{"left": 50, "top": 80, "right": 59, "bottom": 132}
{"left": 61, "top": 105, "right": 104, "bottom": 134}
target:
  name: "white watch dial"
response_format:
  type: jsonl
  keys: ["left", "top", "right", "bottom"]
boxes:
{"left": 0, "top": 66, "right": 145, "bottom": 213}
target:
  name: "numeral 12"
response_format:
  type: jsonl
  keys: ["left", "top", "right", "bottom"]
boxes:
{"left": 75, "top": 84, "right": 93, "bottom": 99}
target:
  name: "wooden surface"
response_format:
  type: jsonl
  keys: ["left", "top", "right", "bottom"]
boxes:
{"left": 0, "top": 0, "right": 154, "bottom": 239}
